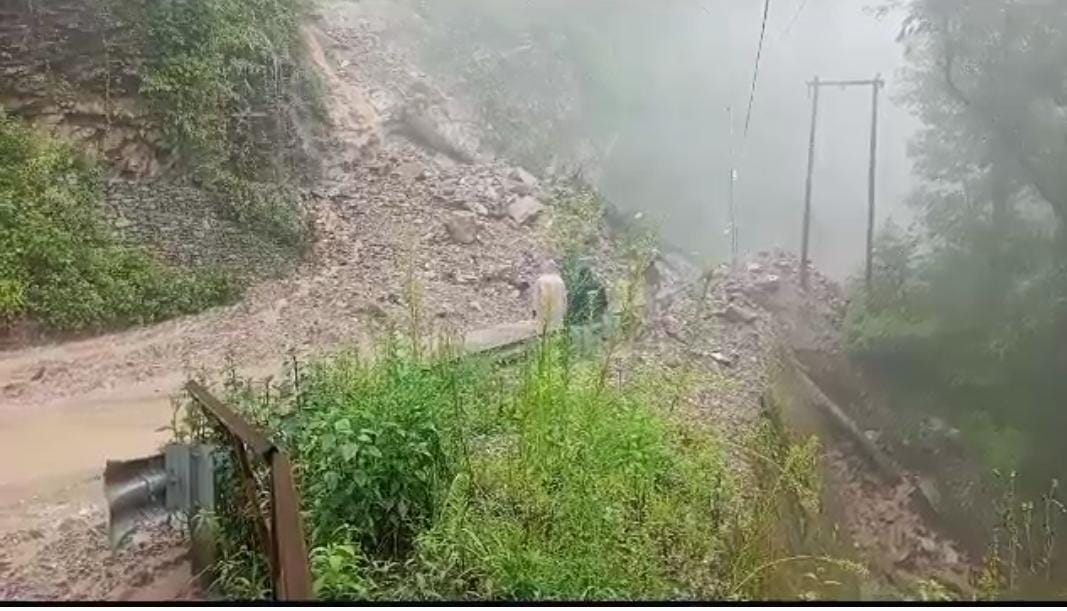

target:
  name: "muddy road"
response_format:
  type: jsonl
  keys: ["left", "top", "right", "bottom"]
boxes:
{"left": 0, "top": 380, "right": 191, "bottom": 601}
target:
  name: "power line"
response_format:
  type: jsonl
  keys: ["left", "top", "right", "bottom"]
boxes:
{"left": 742, "top": 0, "right": 772, "bottom": 139}
{"left": 783, "top": 0, "right": 811, "bottom": 37}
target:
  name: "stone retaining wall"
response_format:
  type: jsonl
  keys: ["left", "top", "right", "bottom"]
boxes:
{"left": 102, "top": 180, "right": 296, "bottom": 278}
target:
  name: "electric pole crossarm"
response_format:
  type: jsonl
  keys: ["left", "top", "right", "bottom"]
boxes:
{"left": 810, "top": 78, "right": 884, "bottom": 87}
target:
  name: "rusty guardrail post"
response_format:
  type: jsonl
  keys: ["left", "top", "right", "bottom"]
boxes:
{"left": 184, "top": 381, "right": 314, "bottom": 601}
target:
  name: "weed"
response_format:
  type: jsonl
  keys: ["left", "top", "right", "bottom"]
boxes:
{"left": 187, "top": 318, "right": 841, "bottom": 601}
{"left": 547, "top": 186, "right": 605, "bottom": 261}
{"left": 911, "top": 578, "right": 956, "bottom": 602}
{"left": 977, "top": 472, "right": 1067, "bottom": 600}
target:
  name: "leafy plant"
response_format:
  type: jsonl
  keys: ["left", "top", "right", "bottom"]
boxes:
{"left": 140, "top": 0, "right": 321, "bottom": 249}
{"left": 190, "top": 326, "right": 834, "bottom": 600}
{"left": 0, "top": 111, "right": 237, "bottom": 333}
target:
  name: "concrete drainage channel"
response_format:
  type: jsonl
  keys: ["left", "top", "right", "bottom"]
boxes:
{"left": 770, "top": 354, "right": 977, "bottom": 598}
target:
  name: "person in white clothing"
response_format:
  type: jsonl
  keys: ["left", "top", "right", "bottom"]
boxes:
{"left": 531, "top": 260, "right": 567, "bottom": 329}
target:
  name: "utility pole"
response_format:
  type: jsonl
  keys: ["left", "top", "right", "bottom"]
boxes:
{"left": 727, "top": 106, "right": 738, "bottom": 269}
{"left": 799, "top": 75, "right": 884, "bottom": 291}
{"left": 800, "top": 77, "right": 820, "bottom": 290}
{"left": 865, "top": 75, "right": 882, "bottom": 289}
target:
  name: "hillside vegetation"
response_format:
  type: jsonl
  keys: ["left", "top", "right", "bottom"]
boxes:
{"left": 182, "top": 331, "right": 845, "bottom": 601}
{"left": 0, "top": 112, "right": 236, "bottom": 332}
{"left": 0, "top": 0, "right": 319, "bottom": 335}
{"left": 141, "top": 0, "right": 322, "bottom": 248}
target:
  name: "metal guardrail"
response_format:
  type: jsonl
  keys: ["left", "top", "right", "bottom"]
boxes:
{"left": 172, "top": 288, "right": 698, "bottom": 600}
{"left": 184, "top": 380, "right": 313, "bottom": 601}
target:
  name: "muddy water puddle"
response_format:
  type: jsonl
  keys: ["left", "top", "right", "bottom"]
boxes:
{"left": 0, "top": 392, "right": 173, "bottom": 504}
{"left": 0, "top": 382, "right": 192, "bottom": 601}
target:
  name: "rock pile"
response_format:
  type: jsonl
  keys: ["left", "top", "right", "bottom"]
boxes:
{"left": 826, "top": 448, "right": 972, "bottom": 594}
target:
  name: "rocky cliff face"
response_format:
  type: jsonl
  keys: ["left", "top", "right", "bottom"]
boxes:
{"left": 0, "top": 0, "right": 163, "bottom": 178}
{"left": 0, "top": 0, "right": 302, "bottom": 277}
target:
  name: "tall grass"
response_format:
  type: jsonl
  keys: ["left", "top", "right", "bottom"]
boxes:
{"left": 185, "top": 328, "right": 831, "bottom": 600}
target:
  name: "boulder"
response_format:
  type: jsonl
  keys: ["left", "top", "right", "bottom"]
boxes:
{"left": 465, "top": 201, "right": 489, "bottom": 216}
{"left": 709, "top": 351, "right": 733, "bottom": 367}
{"left": 396, "top": 161, "right": 425, "bottom": 181}
{"left": 444, "top": 214, "right": 477, "bottom": 244}
{"left": 509, "top": 180, "right": 535, "bottom": 196}
{"left": 718, "top": 303, "right": 758, "bottom": 324}
{"left": 356, "top": 303, "right": 388, "bottom": 321}
{"left": 507, "top": 196, "right": 544, "bottom": 225}
{"left": 511, "top": 166, "right": 539, "bottom": 187}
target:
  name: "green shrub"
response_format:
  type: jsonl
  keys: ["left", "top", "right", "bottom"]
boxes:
{"left": 141, "top": 0, "right": 320, "bottom": 249}
{"left": 197, "top": 330, "right": 835, "bottom": 601}
{"left": 560, "top": 257, "right": 608, "bottom": 325}
{"left": 0, "top": 112, "right": 238, "bottom": 332}
{"left": 286, "top": 347, "right": 479, "bottom": 559}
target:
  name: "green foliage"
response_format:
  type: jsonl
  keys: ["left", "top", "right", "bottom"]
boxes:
{"left": 194, "top": 330, "right": 830, "bottom": 601}
{"left": 846, "top": 214, "right": 1067, "bottom": 480}
{"left": 288, "top": 347, "right": 478, "bottom": 559}
{"left": 0, "top": 112, "right": 237, "bottom": 332}
{"left": 898, "top": 0, "right": 1067, "bottom": 228}
{"left": 560, "top": 258, "right": 608, "bottom": 326}
{"left": 846, "top": 214, "right": 1067, "bottom": 477}
{"left": 848, "top": 1, "right": 1067, "bottom": 489}
{"left": 141, "top": 0, "right": 320, "bottom": 248}
{"left": 843, "top": 222, "right": 937, "bottom": 362}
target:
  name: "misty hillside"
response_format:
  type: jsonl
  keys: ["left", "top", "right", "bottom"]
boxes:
{"left": 1, "top": 0, "right": 1065, "bottom": 603}
{"left": 371, "top": 0, "right": 919, "bottom": 279}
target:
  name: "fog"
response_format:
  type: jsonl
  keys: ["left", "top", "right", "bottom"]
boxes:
{"left": 586, "top": 1, "right": 920, "bottom": 279}
{"left": 402, "top": 0, "right": 922, "bottom": 278}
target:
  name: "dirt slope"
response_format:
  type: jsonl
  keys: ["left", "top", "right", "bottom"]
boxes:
{"left": 0, "top": 10, "right": 561, "bottom": 600}
{"left": 631, "top": 251, "right": 975, "bottom": 597}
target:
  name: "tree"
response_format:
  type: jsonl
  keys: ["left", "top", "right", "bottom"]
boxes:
{"left": 896, "top": 0, "right": 1067, "bottom": 235}
{"left": 846, "top": 1, "right": 1067, "bottom": 486}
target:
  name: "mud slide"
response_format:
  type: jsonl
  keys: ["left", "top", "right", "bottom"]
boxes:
{"left": 0, "top": 380, "right": 190, "bottom": 600}
{"left": 0, "top": 4, "right": 553, "bottom": 595}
